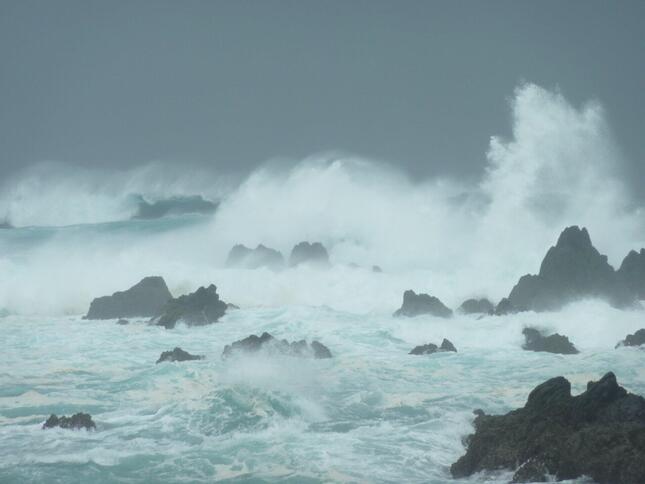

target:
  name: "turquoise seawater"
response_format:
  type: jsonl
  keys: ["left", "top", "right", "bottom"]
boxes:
{"left": 1, "top": 303, "right": 643, "bottom": 483}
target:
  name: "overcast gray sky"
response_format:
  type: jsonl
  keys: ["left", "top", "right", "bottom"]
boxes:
{"left": 1, "top": 0, "right": 644, "bottom": 188}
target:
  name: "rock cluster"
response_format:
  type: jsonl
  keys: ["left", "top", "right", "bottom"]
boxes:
{"left": 222, "top": 332, "right": 332, "bottom": 359}
{"left": 393, "top": 290, "right": 452, "bottom": 318}
{"left": 151, "top": 284, "right": 228, "bottom": 329}
{"left": 84, "top": 276, "right": 173, "bottom": 320}
{"left": 43, "top": 413, "right": 96, "bottom": 430}
{"left": 522, "top": 327, "right": 579, "bottom": 355}
{"left": 409, "top": 338, "right": 457, "bottom": 355}
{"left": 450, "top": 372, "right": 645, "bottom": 483}
{"left": 156, "top": 347, "right": 205, "bottom": 363}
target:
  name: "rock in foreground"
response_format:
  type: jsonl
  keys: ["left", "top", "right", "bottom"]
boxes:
{"left": 522, "top": 327, "right": 579, "bottom": 354}
{"left": 616, "top": 328, "right": 645, "bottom": 348}
{"left": 458, "top": 298, "right": 495, "bottom": 314}
{"left": 84, "top": 276, "right": 172, "bottom": 320}
{"left": 288, "top": 241, "right": 330, "bottom": 267}
{"left": 393, "top": 290, "right": 452, "bottom": 318}
{"left": 409, "top": 338, "right": 457, "bottom": 355}
{"left": 43, "top": 413, "right": 96, "bottom": 430}
{"left": 156, "top": 347, "right": 205, "bottom": 364}
{"left": 450, "top": 372, "right": 645, "bottom": 483}
{"left": 152, "top": 284, "right": 228, "bottom": 329}
{"left": 225, "top": 244, "right": 284, "bottom": 270}
{"left": 222, "top": 332, "right": 332, "bottom": 359}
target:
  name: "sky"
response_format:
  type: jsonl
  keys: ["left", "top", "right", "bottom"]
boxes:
{"left": 1, "top": 0, "right": 644, "bottom": 190}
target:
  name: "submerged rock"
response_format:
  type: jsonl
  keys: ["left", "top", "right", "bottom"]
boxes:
{"left": 156, "top": 347, "right": 204, "bottom": 364}
{"left": 458, "top": 298, "right": 495, "bottom": 314}
{"left": 84, "top": 276, "right": 173, "bottom": 320}
{"left": 409, "top": 338, "right": 457, "bottom": 355}
{"left": 222, "top": 332, "right": 332, "bottom": 359}
{"left": 372, "top": 265, "right": 383, "bottom": 273}
{"left": 152, "top": 284, "right": 228, "bottom": 329}
{"left": 616, "top": 328, "right": 645, "bottom": 348}
{"left": 617, "top": 249, "right": 645, "bottom": 300}
{"left": 225, "top": 244, "right": 284, "bottom": 270}
{"left": 43, "top": 413, "right": 96, "bottom": 430}
{"left": 116, "top": 319, "right": 129, "bottom": 325}
{"left": 450, "top": 372, "right": 645, "bottom": 483}
{"left": 393, "top": 290, "right": 452, "bottom": 318}
{"left": 502, "top": 226, "right": 635, "bottom": 312}
{"left": 288, "top": 241, "right": 330, "bottom": 267}
{"left": 522, "top": 327, "right": 579, "bottom": 354}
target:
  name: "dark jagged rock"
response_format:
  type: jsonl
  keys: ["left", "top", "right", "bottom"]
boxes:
{"left": 156, "top": 347, "right": 204, "bottom": 364}
{"left": 116, "top": 319, "right": 129, "bottom": 325}
{"left": 618, "top": 249, "right": 645, "bottom": 300}
{"left": 225, "top": 244, "right": 285, "bottom": 270}
{"left": 288, "top": 241, "right": 330, "bottom": 268}
{"left": 131, "top": 194, "right": 218, "bottom": 220}
{"left": 459, "top": 298, "right": 495, "bottom": 314}
{"left": 43, "top": 413, "right": 96, "bottom": 430}
{"left": 152, "top": 284, "right": 227, "bottom": 329}
{"left": 222, "top": 332, "right": 332, "bottom": 359}
{"left": 409, "top": 338, "right": 457, "bottom": 355}
{"left": 450, "top": 372, "right": 645, "bottom": 483}
{"left": 84, "top": 276, "right": 173, "bottom": 320}
{"left": 393, "top": 290, "right": 452, "bottom": 318}
{"left": 503, "top": 226, "right": 635, "bottom": 312}
{"left": 226, "top": 303, "right": 240, "bottom": 310}
{"left": 493, "top": 297, "right": 517, "bottom": 315}
{"left": 616, "top": 328, "right": 645, "bottom": 348}
{"left": 522, "top": 327, "right": 579, "bottom": 354}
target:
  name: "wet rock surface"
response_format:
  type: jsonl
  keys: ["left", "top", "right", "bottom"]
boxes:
{"left": 288, "top": 241, "right": 330, "bottom": 267}
{"left": 409, "top": 338, "right": 457, "bottom": 355}
{"left": 393, "top": 290, "right": 452, "bottom": 318}
{"left": 152, "top": 284, "right": 227, "bottom": 329}
{"left": 222, "top": 332, "right": 332, "bottom": 359}
{"left": 618, "top": 249, "right": 645, "bottom": 300}
{"left": 225, "top": 244, "right": 284, "bottom": 270}
{"left": 84, "top": 276, "right": 172, "bottom": 320}
{"left": 450, "top": 372, "right": 645, "bottom": 483}
{"left": 498, "top": 226, "right": 636, "bottom": 313}
{"left": 616, "top": 328, "right": 645, "bottom": 348}
{"left": 458, "top": 298, "right": 495, "bottom": 314}
{"left": 522, "top": 327, "right": 579, "bottom": 354}
{"left": 43, "top": 413, "right": 96, "bottom": 430}
{"left": 156, "top": 347, "right": 204, "bottom": 363}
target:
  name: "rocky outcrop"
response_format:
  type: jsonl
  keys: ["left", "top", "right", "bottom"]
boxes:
{"left": 393, "top": 290, "right": 452, "bottom": 318}
{"left": 617, "top": 249, "right": 645, "bottom": 300}
{"left": 498, "top": 226, "right": 635, "bottom": 313}
{"left": 151, "top": 284, "right": 228, "bottom": 329}
{"left": 522, "top": 327, "right": 579, "bottom": 354}
{"left": 450, "top": 372, "right": 645, "bottom": 483}
{"left": 156, "top": 347, "right": 204, "bottom": 363}
{"left": 43, "top": 413, "right": 96, "bottom": 430}
{"left": 84, "top": 276, "right": 173, "bottom": 320}
{"left": 116, "top": 319, "right": 129, "bottom": 325}
{"left": 226, "top": 244, "right": 284, "bottom": 270}
{"left": 616, "top": 328, "right": 645, "bottom": 348}
{"left": 222, "top": 332, "right": 332, "bottom": 359}
{"left": 288, "top": 242, "right": 330, "bottom": 267}
{"left": 458, "top": 298, "right": 495, "bottom": 314}
{"left": 409, "top": 338, "right": 457, "bottom": 355}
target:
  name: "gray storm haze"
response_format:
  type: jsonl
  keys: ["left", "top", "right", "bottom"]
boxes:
{"left": 1, "top": 0, "right": 644, "bottom": 189}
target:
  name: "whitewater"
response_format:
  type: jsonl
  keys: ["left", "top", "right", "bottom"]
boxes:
{"left": 1, "top": 84, "right": 645, "bottom": 483}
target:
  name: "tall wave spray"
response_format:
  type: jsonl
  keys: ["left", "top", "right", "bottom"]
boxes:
{"left": 0, "top": 83, "right": 643, "bottom": 315}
